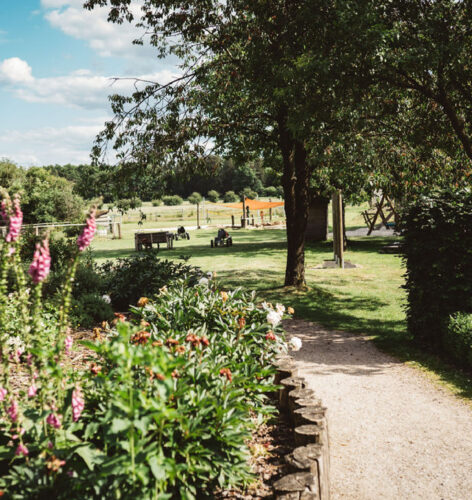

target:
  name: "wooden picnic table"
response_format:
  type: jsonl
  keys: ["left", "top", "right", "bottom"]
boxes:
{"left": 134, "top": 231, "right": 174, "bottom": 251}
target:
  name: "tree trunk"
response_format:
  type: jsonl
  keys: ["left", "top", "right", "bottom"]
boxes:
{"left": 278, "top": 109, "right": 311, "bottom": 287}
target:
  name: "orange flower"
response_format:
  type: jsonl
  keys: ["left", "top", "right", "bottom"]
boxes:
{"left": 90, "top": 363, "right": 102, "bottom": 375}
{"left": 201, "top": 336, "right": 210, "bottom": 347}
{"left": 175, "top": 345, "right": 186, "bottom": 354}
{"left": 137, "top": 297, "right": 149, "bottom": 308}
{"left": 93, "top": 327, "right": 102, "bottom": 340}
{"left": 166, "top": 338, "right": 180, "bottom": 347}
{"left": 238, "top": 317, "right": 246, "bottom": 329}
{"left": 46, "top": 455, "right": 66, "bottom": 473}
{"left": 219, "top": 368, "right": 232, "bottom": 382}
{"left": 152, "top": 340, "right": 163, "bottom": 347}
{"left": 131, "top": 330, "right": 151, "bottom": 345}
{"left": 156, "top": 373, "right": 165, "bottom": 381}
{"left": 140, "top": 320, "right": 150, "bottom": 328}
{"left": 171, "top": 370, "right": 180, "bottom": 379}
{"left": 220, "top": 291, "right": 228, "bottom": 302}
{"left": 265, "top": 331, "right": 276, "bottom": 341}
{"left": 287, "top": 307, "right": 295, "bottom": 315}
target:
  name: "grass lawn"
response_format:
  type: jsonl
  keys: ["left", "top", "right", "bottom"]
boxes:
{"left": 91, "top": 212, "right": 472, "bottom": 402}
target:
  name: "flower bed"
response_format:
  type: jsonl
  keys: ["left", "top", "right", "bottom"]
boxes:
{"left": 0, "top": 191, "right": 294, "bottom": 499}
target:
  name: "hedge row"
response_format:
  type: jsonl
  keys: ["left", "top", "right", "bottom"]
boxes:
{"left": 402, "top": 188, "right": 472, "bottom": 361}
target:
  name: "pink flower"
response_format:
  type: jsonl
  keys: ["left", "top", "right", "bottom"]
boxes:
{"left": 5, "top": 194, "right": 22, "bottom": 244}
{"left": 77, "top": 208, "right": 97, "bottom": 252}
{"left": 65, "top": 335, "right": 73, "bottom": 356}
{"left": 15, "top": 443, "right": 29, "bottom": 457}
{"left": 46, "top": 413, "right": 62, "bottom": 429}
{"left": 47, "top": 441, "right": 53, "bottom": 449}
{"left": 0, "top": 387, "right": 7, "bottom": 402}
{"left": 27, "top": 384, "right": 37, "bottom": 398}
{"left": 71, "top": 387, "right": 84, "bottom": 422}
{"left": 26, "top": 353, "right": 33, "bottom": 366}
{"left": 28, "top": 238, "right": 51, "bottom": 284}
{"left": 7, "top": 400, "right": 19, "bottom": 422}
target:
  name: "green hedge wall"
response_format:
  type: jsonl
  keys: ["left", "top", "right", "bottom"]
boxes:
{"left": 402, "top": 188, "right": 472, "bottom": 352}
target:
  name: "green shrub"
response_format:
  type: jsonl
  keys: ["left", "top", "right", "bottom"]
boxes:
{"left": 207, "top": 190, "right": 220, "bottom": 203}
{"left": 115, "top": 198, "right": 142, "bottom": 213}
{"left": 98, "top": 251, "right": 202, "bottom": 310}
{"left": 224, "top": 190, "right": 239, "bottom": 203}
{"left": 263, "top": 186, "right": 278, "bottom": 197}
{"left": 241, "top": 187, "right": 258, "bottom": 199}
{"left": 187, "top": 191, "right": 203, "bottom": 204}
{"left": 151, "top": 199, "right": 162, "bottom": 206}
{"left": 70, "top": 293, "right": 114, "bottom": 328}
{"left": 445, "top": 312, "right": 472, "bottom": 370}
{"left": 162, "top": 194, "right": 183, "bottom": 206}
{"left": 402, "top": 188, "right": 472, "bottom": 351}
{"left": 276, "top": 186, "right": 284, "bottom": 198}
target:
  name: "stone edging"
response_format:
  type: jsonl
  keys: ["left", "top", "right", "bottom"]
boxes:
{"left": 273, "top": 354, "right": 330, "bottom": 500}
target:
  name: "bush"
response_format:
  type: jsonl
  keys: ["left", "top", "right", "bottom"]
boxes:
{"left": 206, "top": 190, "right": 220, "bottom": 203}
{"left": 445, "top": 312, "right": 472, "bottom": 370}
{"left": 162, "top": 195, "right": 183, "bottom": 206}
{"left": 151, "top": 199, "right": 162, "bottom": 206}
{"left": 115, "top": 198, "right": 142, "bottom": 213}
{"left": 98, "top": 251, "right": 203, "bottom": 310}
{"left": 187, "top": 191, "right": 203, "bottom": 204}
{"left": 241, "top": 187, "right": 258, "bottom": 199}
{"left": 224, "top": 190, "right": 239, "bottom": 203}
{"left": 263, "top": 186, "right": 278, "bottom": 197}
{"left": 276, "top": 186, "right": 284, "bottom": 198}
{"left": 402, "top": 188, "right": 472, "bottom": 352}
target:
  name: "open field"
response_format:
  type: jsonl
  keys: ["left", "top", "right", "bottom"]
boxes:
{"left": 91, "top": 206, "right": 472, "bottom": 401}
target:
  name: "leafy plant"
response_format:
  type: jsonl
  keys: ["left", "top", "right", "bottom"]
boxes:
{"left": 162, "top": 195, "right": 183, "bottom": 206}
{"left": 187, "top": 192, "right": 202, "bottom": 205}
{"left": 224, "top": 191, "right": 239, "bottom": 203}
{"left": 206, "top": 190, "right": 220, "bottom": 203}
{"left": 445, "top": 312, "right": 472, "bottom": 370}
{"left": 98, "top": 251, "right": 203, "bottom": 310}
{"left": 151, "top": 199, "right": 162, "bottom": 206}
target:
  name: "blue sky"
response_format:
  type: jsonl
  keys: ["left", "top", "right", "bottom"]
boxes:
{"left": 0, "top": 0, "right": 177, "bottom": 165}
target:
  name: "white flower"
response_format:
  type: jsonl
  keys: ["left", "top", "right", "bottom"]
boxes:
{"left": 266, "top": 310, "right": 282, "bottom": 327}
{"left": 289, "top": 336, "right": 302, "bottom": 351}
{"left": 261, "top": 301, "right": 271, "bottom": 311}
{"left": 198, "top": 277, "right": 209, "bottom": 286}
{"left": 206, "top": 272, "right": 213, "bottom": 279}
{"left": 6, "top": 336, "right": 25, "bottom": 350}
{"left": 276, "top": 303, "right": 286, "bottom": 314}
{"left": 101, "top": 294, "right": 111, "bottom": 304}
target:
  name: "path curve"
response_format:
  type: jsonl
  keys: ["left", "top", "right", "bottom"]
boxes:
{"left": 285, "top": 319, "right": 472, "bottom": 500}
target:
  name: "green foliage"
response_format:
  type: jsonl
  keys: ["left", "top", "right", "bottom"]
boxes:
{"left": 70, "top": 293, "right": 114, "bottom": 328}
{"left": 207, "top": 189, "right": 220, "bottom": 203}
{"left": 187, "top": 191, "right": 202, "bottom": 205}
{"left": 114, "top": 198, "right": 142, "bottom": 214}
{"left": 151, "top": 199, "right": 162, "bottom": 206}
{"left": 263, "top": 186, "right": 278, "bottom": 198}
{"left": 162, "top": 195, "right": 183, "bottom": 206}
{"left": 98, "top": 252, "right": 203, "bottom": 310}
{"left": 402, "top": 188, "right": 472, "bottom": 354}
{"left": 21, "top": 168, "right": 85, "bottom": 224}
{"left": 241, "top": 187, "right": 258, "bottom": 200}
{"left": 224, "top": 191, "right": 239, "bottom": 203}
{"left": 445, "top": 313, "right": 472, "bottom": 370}
{"left": 0, "top": 159, "right": 24, "bottom": 192}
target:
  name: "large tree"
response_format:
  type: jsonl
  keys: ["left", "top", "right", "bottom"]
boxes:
{"left": 85, "top": 0, "right": 373, "bottom": 286}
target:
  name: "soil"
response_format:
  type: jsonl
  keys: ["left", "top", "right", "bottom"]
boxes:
{"left": 285, "top": 319, "right": 472, "bottom": 500}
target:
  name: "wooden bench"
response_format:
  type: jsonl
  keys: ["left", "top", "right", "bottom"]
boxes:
{"left": 135, "top": 231, "right": 174, "bottom": 251}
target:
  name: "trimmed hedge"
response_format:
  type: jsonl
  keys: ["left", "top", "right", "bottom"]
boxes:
{"left": 446, "top": 313, "right": 472, "bottom": 370}
{"left": 402, "top": 188, "right": 472, "bottom": 353}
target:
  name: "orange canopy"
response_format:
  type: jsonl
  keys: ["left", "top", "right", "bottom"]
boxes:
{"left": 222, "top": 197, "right": 284, "bottom": 210}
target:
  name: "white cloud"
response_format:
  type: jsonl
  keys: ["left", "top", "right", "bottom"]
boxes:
{"left": 0, "top": 122, "right": 105, "bottom": 165}
{"left": 42, "top": 1, "right": 155, "bottom": 62}
{"left": 0, "top": 56, "right": 177, "bottom": 110}
{"left": 0, "top": 58, "right": 34, "bottom": 84}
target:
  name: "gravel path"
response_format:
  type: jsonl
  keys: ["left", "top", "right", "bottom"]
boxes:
{"left": 285, "top": 320, "right": 472, "bottom": 500}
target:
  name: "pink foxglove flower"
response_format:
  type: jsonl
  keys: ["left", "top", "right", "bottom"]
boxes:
{"left": 71, "top": 387, "right": 84, "bottom": 422}
{"left": 15, "top": 443, "right": 29, "bottom": 457}
{"left": 77, "top": 208, "right": 97, "bottom": 252}
{"left": 7, "top": 400, "right": 18, "bottom": 422}
{"left": 46, "top": 413, "right": 62, "bottom": 429}
{"left": 0, "top": 387, "right": 7, "bottom": 401}
{"left": 64, "top": 335, "right": 73, "bottom": 356}
{"left": 27, "top": 384, "right": 37, "bottom": 398}
{"left": 28, "top": 238, "right": 51, "bottom": 284}
{"left": 5, "top": 194, "right": 23, "bottom": 243}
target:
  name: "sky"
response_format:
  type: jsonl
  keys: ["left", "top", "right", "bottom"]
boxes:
{"left": 0, "top": 0, "right": 177, "bottom": 166}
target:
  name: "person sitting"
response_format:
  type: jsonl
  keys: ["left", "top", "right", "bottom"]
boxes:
{"left": 214, "top": 228, "right": 232, "bottom": 247}
{"left": 175, "top": 226, "right": 190, "bottom": 240}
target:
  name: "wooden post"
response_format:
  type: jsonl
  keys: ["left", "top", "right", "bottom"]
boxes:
{"left": 231, "top": 215, "right": 235, "bottom": 228}
{"left": 197, "top": 202, "right": 200, "bottom": 229}
{"left": 332, "top": 191, "right": 344, "bottom": 268}
{"left": 111, "top": 221, "right": 116, "bottom": 239}
{"left": 117, "top": 222, "right": 122, "bottom": 239}
{"left": 242, "top": 198, "right": 246, "bottom": 228}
